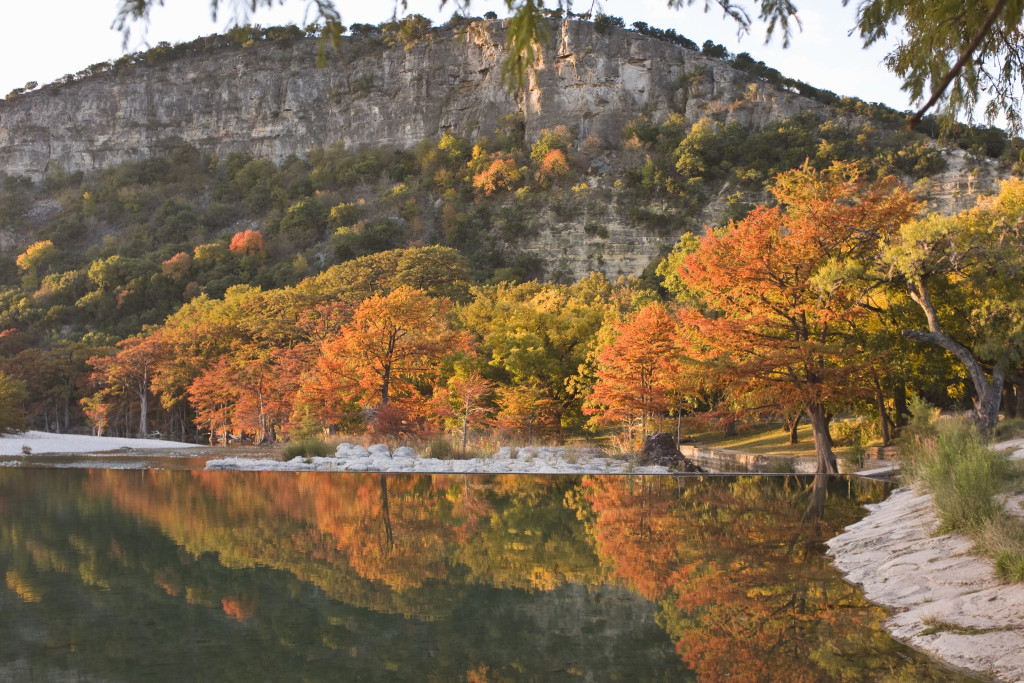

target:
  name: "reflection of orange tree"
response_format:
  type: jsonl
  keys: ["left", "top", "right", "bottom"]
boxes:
{"left": 575, "top": 476, "right": 683, "bottom": 601}
{"left": 85, "top": 471, "right": 491, "bottom": 607}
{"left": 577, "top": 476, "right": 950, "bottom": 682}
{"left": 312, "top": 474, "right": 479, "bottom": 591}
{"left": 84, "top": 471, "right": 609, "bottom": 608}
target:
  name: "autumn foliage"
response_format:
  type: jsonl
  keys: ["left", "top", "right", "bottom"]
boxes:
{"left": 472, "top": 158, "right": 521, "bottom": 195}
{"left": 584, "top": 302, "right": 681, "bottom": 438}
{"left": 65, "top": 161, "right": 936, "bottom": 458}
{"left": 228, "top": 229, "right": 266, "bottom": 257}
{"left": 676, "top": 162, "right": 919, "bottom": 472}
{"left": 316, "top": 286, "right": 470, "bottom": 423}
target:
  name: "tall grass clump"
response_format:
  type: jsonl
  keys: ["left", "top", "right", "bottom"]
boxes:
{"left": 900, "top": 398, "right": 1024, "bottom": 581}
{"left": 979, "top": 516, "right": 1024, "bottom": 582}
{"left": 994, "top": 417, "right": 1024, "bottom": 441}
{"left": 907, "top": 416, "right": 1009, "bottom": 533}
{"left": 425, "top": 437, "right": 457, "bottom": 460}
{"left": 282, "top": 438, "right": 333, "bottom": 461}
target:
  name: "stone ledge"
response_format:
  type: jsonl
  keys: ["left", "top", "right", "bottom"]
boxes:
{"left": 827, "top": 487, "right": 1024, "bottom": 682}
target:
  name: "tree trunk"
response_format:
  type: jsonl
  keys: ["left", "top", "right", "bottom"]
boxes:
{"left": 905, "top": 279, "right": 1006, "bottom": 434}
{"left": 789, "top": 416, "right": 799, "bottom": 445}
{"left": 874, "top": 380, "right": 892, "bottom": 446}
{"left": 380, "top": 363, "right": 391, "bottom": 406}
{"left": 138, "top": 388, "right": 148, "bottom": 438}
{"left": 894, "top": 382, "right": 908, "bottom": 428}
{"left": 806, "top": 403, "right": 838, "bottom": 474}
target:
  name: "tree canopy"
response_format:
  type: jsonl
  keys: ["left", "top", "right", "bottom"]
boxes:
{"left": 676, "top": 161, "right": 919, "bottom": 472}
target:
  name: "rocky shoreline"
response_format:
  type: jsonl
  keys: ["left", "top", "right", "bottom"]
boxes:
{"left": 827, "top": 485, "right": 1024, "bottom": 681}
{"left": 205, "top": 443, "right": 681, "bottom": 475}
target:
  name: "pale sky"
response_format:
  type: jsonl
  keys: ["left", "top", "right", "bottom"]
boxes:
{"left": 0, "top": 0, "right": 914, "bottom": 113}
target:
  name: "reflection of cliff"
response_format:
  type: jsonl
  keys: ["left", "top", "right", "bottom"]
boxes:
{"left": 577, "top": 476, "right": 962, "bottom": 681}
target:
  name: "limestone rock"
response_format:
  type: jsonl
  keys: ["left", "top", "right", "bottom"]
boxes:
{"left": 639, "top": 432, "right": 704, "bottom": 472}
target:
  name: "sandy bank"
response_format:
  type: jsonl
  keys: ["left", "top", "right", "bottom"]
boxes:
{"left": 826, "top": 439, "right": 1024, "bottom": 682}
{"left": 0, "top": 430, "right": 200, "bottom": 456}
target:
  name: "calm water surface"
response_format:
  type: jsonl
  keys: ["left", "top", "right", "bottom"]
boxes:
{"left": 0, "top": 470, "right": 973, "bottom": 681}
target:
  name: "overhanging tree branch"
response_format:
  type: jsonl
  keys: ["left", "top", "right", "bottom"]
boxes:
{"left": 906, "top": 0, "right": 1010, "bottom": 129}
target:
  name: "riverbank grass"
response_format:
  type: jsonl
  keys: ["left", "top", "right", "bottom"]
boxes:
{"left": 281, "top": 438, "right": 334, "bottom": 461}
{"left": 901, "top": 407, "right": 1024, "bottom": 582}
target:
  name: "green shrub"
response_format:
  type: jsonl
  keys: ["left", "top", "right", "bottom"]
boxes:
{"left": 896, "top": 395, "right": 941, "bottom": 465}
{"left": 906, "top": 416, "right": 1011, "bottom": 533}
{"left": 282, "top": 438, "right": 333, "bottom": 461}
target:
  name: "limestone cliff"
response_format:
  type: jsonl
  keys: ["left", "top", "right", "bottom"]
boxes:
{"left": 0, "top": 21, "right": 819, "bottom": 182}
{"left": 0, "top": 20, "right": 1007, "bottom": 280}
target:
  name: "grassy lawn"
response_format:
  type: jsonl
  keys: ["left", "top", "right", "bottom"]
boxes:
{"left": 689, "top": 422, "right": 824, "bottom": 457}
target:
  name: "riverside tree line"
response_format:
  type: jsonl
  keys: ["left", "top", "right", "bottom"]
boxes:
{"left": 3, "top": 161, "right": 1023, "bottom": 473}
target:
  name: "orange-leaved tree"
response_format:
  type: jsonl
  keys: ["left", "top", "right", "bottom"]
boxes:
{"left": 316, "top": 286, "right": 470, "bottom": 423}
{"left": 431, "top": 369, "right": 495, "bottom": 456}
{"left": 584, "top": 302, "right": 683, "bottom": 442}
{"left": 87, "top": 331, "right": 168, "bottom": 437}
{"left": 676, "top": 162, "right": 919, "bottom": 473}
{"left": 228, "top": 229, "right": 266, "bottom": 258}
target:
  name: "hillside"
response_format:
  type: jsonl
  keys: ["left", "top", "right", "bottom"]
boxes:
{"left": 0, "top": 19, "right": 864, "bottom": 181}
{"left": 1, "top": 15, "right": 1021, "bottom": 439}
{"left": 0, "top": 18, "right": 1015, "bottom": 284}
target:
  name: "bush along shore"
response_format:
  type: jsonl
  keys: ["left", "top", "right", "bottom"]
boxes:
{"left": 827, "top": 404, "right": 1024, "bottom": 681}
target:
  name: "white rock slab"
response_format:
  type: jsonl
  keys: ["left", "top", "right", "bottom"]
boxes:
{"left": 0, "top": 430, "right": 200, "bottom": 456}
{"left": 827, "top": 487, "right": 1024, "bottom": 682}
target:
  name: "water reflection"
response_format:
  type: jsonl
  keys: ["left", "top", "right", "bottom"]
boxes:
{"left": 0, "top": 470, "right": 970, "bottom": 681}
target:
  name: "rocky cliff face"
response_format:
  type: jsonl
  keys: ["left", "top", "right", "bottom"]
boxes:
{"left": 0, "top": 21, "right": 818, "bottom": 182}
{"left": 0, "top": 20, "right": 1005, "bottom": 280}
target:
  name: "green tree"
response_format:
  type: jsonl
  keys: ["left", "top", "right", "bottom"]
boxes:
{"left": 459, "top": 276, "right": 620, "bottom": 432}
{"left": 881, "top": 179, "right": 1024, "bottom": 433}
{"left": 0, "top": 371, "right": 27, "bottom": 433}
{"left": 16, "top": 240, "right": 57, "bottom": 291}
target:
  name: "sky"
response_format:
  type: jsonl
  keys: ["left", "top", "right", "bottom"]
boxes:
{"left": 0, "top": 0, "right": 913, "bottom": 113}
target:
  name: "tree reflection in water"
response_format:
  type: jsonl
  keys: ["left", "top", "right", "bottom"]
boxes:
{"left": 0, "top": 469, "right": 967, "bottom": 681}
